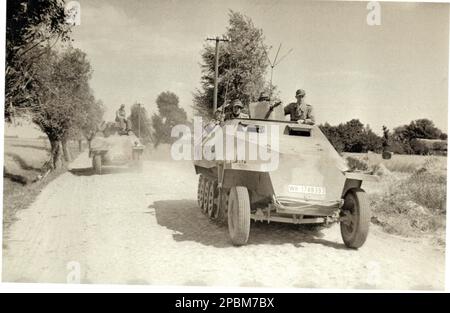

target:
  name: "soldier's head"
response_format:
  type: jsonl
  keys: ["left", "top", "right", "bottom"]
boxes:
{"left": 232, "top": 99, "right": 243, "bottom": 115}
{"left": 295, "top": 89, "right": 306, "bottom": 102}
{"left": 120, "top": 104, "right": 125, "bottom": 109}
{"left": 258, "top": 91, "right": 270, "bottom": 101}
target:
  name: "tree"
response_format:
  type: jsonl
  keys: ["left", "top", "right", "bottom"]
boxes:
{"left": 194, "top": 11, "right": 271, "bottom": 117}
{"left": 152, "top": 91, "right": 188, "bottom": 146}
{"left": 392, "top": 119, "right": 445, "bottom": 154}
{"left": 381, "top": 125, "right": 391, "bottom": 150}
{"left": 319, "top": 122, "right": 345, "bottom": 152}
{"left": 72, "top": 97, "right": 104, "bottom": 151}
{"left": 5, "top": 0, "right": 72, "bottom": 120}
{"left": 319, "top": 119, "right": 383, "bottom": 153}
{"left": 363, "top": 125, "right": 383, "bottom": 153}
{"left": 410, "top": 139, "right": 429, "bottom": 155}
{"left": 30, "top": 47, "right": 100, "bottom": 168}
{"left": 129, "top": 103, "right": 153, "bottom": 144}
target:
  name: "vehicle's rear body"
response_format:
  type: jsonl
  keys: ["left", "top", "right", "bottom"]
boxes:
{"left": 90, "top": 133, "right": 144, "bottom": 165}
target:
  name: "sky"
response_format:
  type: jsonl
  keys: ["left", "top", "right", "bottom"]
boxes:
{"left": 71, "top": 0, "right": 449, "bottom": 133}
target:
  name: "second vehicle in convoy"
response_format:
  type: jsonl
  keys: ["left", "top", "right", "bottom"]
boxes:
{"left": 89, "top": 104, "right": 145, "bottom": 175}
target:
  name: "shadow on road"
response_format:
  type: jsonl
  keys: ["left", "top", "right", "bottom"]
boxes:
{"left": 150, "top": 200, "right": 348, "bottom": 250}
{"left": 69, "top": 166, "right": 135, "bottom": 176}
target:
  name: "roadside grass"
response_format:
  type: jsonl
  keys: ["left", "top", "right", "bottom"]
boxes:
{"left": 3, "top": 138, "right": 82, "bottom": 238}
{"left": 345, "top": 153, "right": 447, "bottom": 245}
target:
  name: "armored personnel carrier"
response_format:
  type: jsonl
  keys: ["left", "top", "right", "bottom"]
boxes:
{"left": 194, "top": 101, "right": 376, "bottom": 248}
{"left": 89, "top": 122, "right": 144, "bottom": 174}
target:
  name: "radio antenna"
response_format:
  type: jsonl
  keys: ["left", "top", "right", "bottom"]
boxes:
{"left": 263, "top": 43, "right": 293, "bottom": 99}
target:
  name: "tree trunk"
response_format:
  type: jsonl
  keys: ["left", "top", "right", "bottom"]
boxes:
{"left": 78, "top": 139, "right": 83, "bottom": 152}
{"left": 62, "top": 139, "right": 72, "bottom": 163}
{"left": 50, "top": 139, "right": 63, "bottom": 169}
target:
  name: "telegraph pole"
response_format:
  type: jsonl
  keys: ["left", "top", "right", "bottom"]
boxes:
{"left": 206, "top": 36, "right": 229, "bottom": 113}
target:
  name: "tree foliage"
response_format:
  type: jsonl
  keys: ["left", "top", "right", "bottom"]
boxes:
{"left": 5, "top": 0, "right": 72, "bottom": 119}
{"left": 320, "top": 118, "right": 447, "bottom": 155}
{"left": 129, "top": 103, "right": 153, "bottom": 144}
{"left": 320, "top": 119, "right": 383, "bottom": 153}
{"left": 29, "top": 47, "right": 102, "bottom": 167}
{"left": 152, "top": 91, "right": 188, "bottom": 146}
{"left": 392, "top": 119, "right": 446, "bottom": 154}
{"left": 193, "top": 11, "right": 271, "bottom": 117}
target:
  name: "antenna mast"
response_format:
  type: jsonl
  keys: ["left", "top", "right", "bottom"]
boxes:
{"left": 263, "top": 43, "right": 293, "bottom": 99}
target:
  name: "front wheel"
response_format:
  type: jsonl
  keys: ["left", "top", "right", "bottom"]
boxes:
{"left": 340, "top": 188, "right": 370, "bottom": 249}
{"left": 227, "top": 186, "right": 251, "bottom": 246}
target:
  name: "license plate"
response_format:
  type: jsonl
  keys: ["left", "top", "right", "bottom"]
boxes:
{"left": 288, "top": 185, "right": 326, "bottom": 195}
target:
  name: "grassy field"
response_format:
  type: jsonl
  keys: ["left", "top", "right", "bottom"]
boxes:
{"left": 3, "top": 138, "right": 82, "bottom": 236}
{"left": 344, "top": 152, "right": 447, "bottom": 246}
{"left": 344, "top": 152, "right": 447, "bottom": 173}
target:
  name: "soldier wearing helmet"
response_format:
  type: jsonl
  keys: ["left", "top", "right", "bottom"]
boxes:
{"left": 225, "top": 99, "right": 249, "bottom": 120}
{"left": 284, "top": 89, "right": 315, "bottom": 125}
{"left": 256, "top": 91, "right": 282, "bottom": 120}
{"left": 115, "top": 104, "right": 130, "bottom": 132}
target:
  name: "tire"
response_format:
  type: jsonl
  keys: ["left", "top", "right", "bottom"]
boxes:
{"left": 207, "top": 180, "right": 218, "bottom": 219}
{"left": 202, "top": 179, "right": 210, "bottom": 214}
{"left": 227, "top": 186, "right": 251, "bottom": 246}
{"left": 340, "top": 188, "right": 370, "bottom": 249}
{"left": 93, "top": 154, "right": 102, "bottom": 175}
{"left": 215, "top": 188, "right": 229, "bottom": 225}
{"left": 197, "top": 175, "right": 205, "bottom": 210}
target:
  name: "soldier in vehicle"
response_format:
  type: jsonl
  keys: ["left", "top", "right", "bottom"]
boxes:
{"left": 257, "top": 91, "right": 282, "bottom": 119}
{"left": 115, "top": 104, "right": 129, "bottom": 131}
{"left": 224, "top": 99, "right": 249, "bottom": 120}
{"left": 214, "top": 102, "right": 228, "bottom": 123}
{"left": 284, "top": 89, "right": 315, "bottom": 125}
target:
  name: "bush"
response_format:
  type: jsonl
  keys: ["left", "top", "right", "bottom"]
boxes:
{"left": 346, "top": 156, "right": 368, "bottom": 171}
{"left": 369, "top": 166, "right": 446, "bottom": 238}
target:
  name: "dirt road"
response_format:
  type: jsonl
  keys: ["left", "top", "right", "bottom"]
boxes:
{"left": 2, "top": 152, "right": 445, "bottom": 290}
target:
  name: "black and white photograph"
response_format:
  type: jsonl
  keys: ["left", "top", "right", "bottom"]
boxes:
{"left": 1, "top": 0, "right": 449, "bottom": 293}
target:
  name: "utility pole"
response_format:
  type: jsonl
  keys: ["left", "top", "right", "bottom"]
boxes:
{"left": 206, "top": 36, "right": 229, "bottom": 113}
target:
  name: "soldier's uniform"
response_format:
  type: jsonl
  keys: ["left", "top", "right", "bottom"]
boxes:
{"left": 224, "top": 99, "right": 249, "bottom": 120}
{"left": 224, "top": 111, "right": 249, "bottom": 120}
{"left": 115, "top": 104, "right": 129, "bottom": 131}
{"left": 284, "top": 89, "right": 315, "bottom": 124}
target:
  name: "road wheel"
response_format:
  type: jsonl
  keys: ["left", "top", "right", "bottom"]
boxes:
{"left": 340, "top": 188, "right": 370, "bottom": 249}
{"left": 197, "top": 175, "right": 205, "bottom": 210}
{"left": 214, "top": 188, "right": 229, "bottom": 225}
{"left": 93, "top": 154, "right": 102, "bottom": 175}
{"left": 202, "top": 179, "right": 210, "bottom": 215}
{"left": 227, "top": 186, "right": 251, "bottom": 246}
{"left": 207, "top": 180, "right": 218, "bottom": 219}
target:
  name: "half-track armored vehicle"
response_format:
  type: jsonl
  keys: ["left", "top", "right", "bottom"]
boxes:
{"left": 194, "top": 101, "right": 376, "bottom": 248}
{"left": 89, "top": 122, "right": 144, "bottom": 174}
